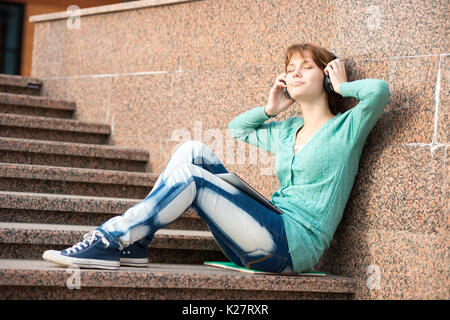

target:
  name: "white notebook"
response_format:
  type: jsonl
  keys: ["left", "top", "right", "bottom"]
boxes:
{"left": 215, "top": 172, "right": 284, "bottom": 215}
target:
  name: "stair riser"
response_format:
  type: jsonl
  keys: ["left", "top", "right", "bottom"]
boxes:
{"left": 0, "top": 209, "right": 209, "bottom": 231}
{"left": 0, "top": 86, "right": 41, "bottom": 96}
{"left": 0, "top": 151, "right": 147, "bottom": 172}
{"left": 0, "top": 104, "right": 74, "bottom": 118}
{"left": 0, "top": 286, "right": 351, "bottom": 300}
{"left": 0, "top": 227, "right": 223, "bottom": 261}
{"left": 0, "top": 244, "right": 226, "bottom": 264}
{"left": 1, "top": 177, "right": 152, "bottom": 199}
{"left": 0, "top": 127, "right": 108, "bottom": 144}
{"left": 0, "top": 230, "right": 220, "bottom": 251}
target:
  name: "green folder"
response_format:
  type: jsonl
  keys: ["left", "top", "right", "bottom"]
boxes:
{"left": 204, "top": 261, "right": 326, "bottom": 276}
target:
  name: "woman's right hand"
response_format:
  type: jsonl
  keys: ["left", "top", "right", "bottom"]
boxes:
{"left": 266, "top": 72, "right": 296, "bottom": 116}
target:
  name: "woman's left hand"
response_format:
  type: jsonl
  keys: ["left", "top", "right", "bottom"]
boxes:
{"left": 324, "top": 58, "right": 348, "bottom": 95}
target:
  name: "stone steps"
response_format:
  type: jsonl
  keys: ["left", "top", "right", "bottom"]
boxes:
{"left": 0, "top": 113, "right": 110, "bottom": 144}
{"left": 0, "top": 73, "right": 356, "bottom": 300}
{"left": 0, "top": 162, "right": 157, "bottom": 199}
{"left": 0, "top": 74, "right": 42, "bottom": 96}
{"left": 0, "top": 191, "right": 207, "bottom": 230}
{"left": 0, "top": 91, "right": 75, "bottom": 118}
{"left": 0, "top": 137, "right": 149, "bottom": 172}
{"left": 0, "top": 222, "right": 225, "bottom": 264}
{"left": 0, "top": 259, "right": 356, "bottom": 300}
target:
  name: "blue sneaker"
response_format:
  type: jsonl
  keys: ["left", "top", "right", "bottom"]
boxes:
{"left": 120, "top": 241, "right": 148, "bottom": 267}
{"left": 42, "top": 230, "right": 120, "bottom": 270}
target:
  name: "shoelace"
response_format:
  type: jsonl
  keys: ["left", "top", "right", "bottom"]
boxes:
{"left": 65, "top": 230, "right": 110, "bottom": 254}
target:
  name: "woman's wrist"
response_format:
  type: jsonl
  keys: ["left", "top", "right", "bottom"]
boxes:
{"left": 264, "top": 105, "right": 276, "bottom": 117}
{"left": 336, "top": 81, "right": 348, "bottom": 95}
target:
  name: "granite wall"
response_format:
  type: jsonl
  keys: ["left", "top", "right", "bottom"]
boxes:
{"left": 29, "top": 0, "right": 448, "bottom": 299}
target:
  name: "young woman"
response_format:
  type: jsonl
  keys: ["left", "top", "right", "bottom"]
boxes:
{"left": 43, "top": 42, "right": 390, "bottom": 274}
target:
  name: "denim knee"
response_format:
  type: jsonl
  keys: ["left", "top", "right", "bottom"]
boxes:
{"left": 176, "top": 140, "right": 227, "bottom": 174}
{"left": 176, "top": 140, "right": 206, "bottom": 158}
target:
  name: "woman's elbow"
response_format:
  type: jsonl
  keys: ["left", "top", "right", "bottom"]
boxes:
{"left": 374, "top": 80, "right": 391, "bottom": 106}
{"left": 377, "top": 80, "right": 391, "bottom": 97}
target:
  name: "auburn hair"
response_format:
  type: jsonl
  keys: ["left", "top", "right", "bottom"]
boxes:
{"left": 284, "top": 43, "right": 345, "bottom": 115}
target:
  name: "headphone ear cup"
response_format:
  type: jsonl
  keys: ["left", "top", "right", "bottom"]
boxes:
{"left": 323, "top": 74, "right": 334, "bottom": 93}
{"left": 323, "top": 52, "right": 338, "bottom": 93}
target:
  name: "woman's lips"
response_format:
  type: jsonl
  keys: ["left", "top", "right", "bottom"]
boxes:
{"left": 292, "top": 82, "right": 305, "bottom": 86}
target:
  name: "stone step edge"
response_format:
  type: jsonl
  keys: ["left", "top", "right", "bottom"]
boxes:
{"left": 0, "top": 162, "right": 159, "bottom": 187}
{"left": 0, "top": 190, "right": 200, "bottom": 219}
{"left": 0, "top": 113, "right": 110, "bottom": 135}
{"left": 0, "top": 74, "right": 42, "bottom": 88}
{"left": 0, "top": 222, "right": 215, "bottom": 250}
{"left": 0, "top": 259, "right": 356, "bottom": 294}
{"left": 0, "top": 92, "right": 75, "bottom": 110}
{"left": 0, "top": 137, "right": 149, "bottom": 161}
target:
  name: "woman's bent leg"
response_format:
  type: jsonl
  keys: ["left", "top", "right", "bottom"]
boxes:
{"left": 149, "top": 140, "right": 229, "bottom": 194}
{"left": 99, "top": 140, "right": 228, "bottom": 248}
{"left": 190, "top": 179, "right": 293, "bottom": 274}
{"left": 108, "top": 140, "right": 229, "bottom": 248}
{"left": 98, "top": 159, "right": 293, "bottom": 273}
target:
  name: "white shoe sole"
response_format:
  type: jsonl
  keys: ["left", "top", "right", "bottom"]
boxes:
{"left": 120, "top": 257, "right": 148, "bottom": 267}
{"left": 42, "top": 250, "right": 120, "bottom": 270}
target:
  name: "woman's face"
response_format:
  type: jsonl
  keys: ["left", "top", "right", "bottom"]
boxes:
{"left": 286, "top": 51, "right": 325, "bottom": 100}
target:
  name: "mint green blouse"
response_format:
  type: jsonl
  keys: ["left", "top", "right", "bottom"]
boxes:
{"left": 227, "top": 79, "right": 391, "bottom": 273}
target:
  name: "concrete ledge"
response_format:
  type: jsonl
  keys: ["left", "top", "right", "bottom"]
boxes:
{"left": 0, "top": 259, "right": 356, "bottom": 299}
{"left": 0, "top": 222, "right": 218, "bottom": 251}
{"left": 0, "top": 164, "right": 157, "bottom": 187}
{"left": 0, "top": 163, "right": 156, "bottom": 199}
{"left": 0, "top": 137, "right": 149, "bottom": 161}
{"left": 0, "top": 74, "right": 42, "bottom": 87}
{"left": 0, "top": 113, "right": 110, "bottom": 135}
{"left": 0, "top": 191, "right": 207, "bottom": 230}
{"left": 0, "top": 137, "right": 150, "bottom": 172}
{"left": 0, "top": 92, "right": 75, "bottom": 111}
{"left": 29, "top": 0, "right": 204, "bottom": 23}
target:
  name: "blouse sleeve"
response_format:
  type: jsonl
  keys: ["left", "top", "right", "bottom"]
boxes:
{"left": 338, "top": 79, "right": 391, "bottom": 146}
{"left": 227, "top": 105, "right": 283, "bottom": 154}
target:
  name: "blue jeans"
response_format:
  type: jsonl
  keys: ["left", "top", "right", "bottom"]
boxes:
{"left": 98, "top": 140, "right": 294, "bottom": 274}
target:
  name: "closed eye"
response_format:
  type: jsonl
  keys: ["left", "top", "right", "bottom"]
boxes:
{"left": 287, "top": 67, "right": 312, "bottom": 72}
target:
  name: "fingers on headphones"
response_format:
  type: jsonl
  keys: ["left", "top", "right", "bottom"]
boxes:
{"left": 275, "top": 75, "right": 287, "bottom": 87}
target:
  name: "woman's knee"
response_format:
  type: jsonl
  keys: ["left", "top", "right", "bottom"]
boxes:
{"left": 176, "top": 140, "right": 218, "bottom": 165}
{"left": 169, "top": 140, "right": 204, "bottom": 164}
{"left": 177, "top": 140, "right": 207, "bottom": 154}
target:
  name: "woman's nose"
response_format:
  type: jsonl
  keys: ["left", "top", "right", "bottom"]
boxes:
{"left": 292, "top": 71, "right": 303, "bottom": 79}
{"left": 291, "top": 68, "right": 303, "bottom": 77}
